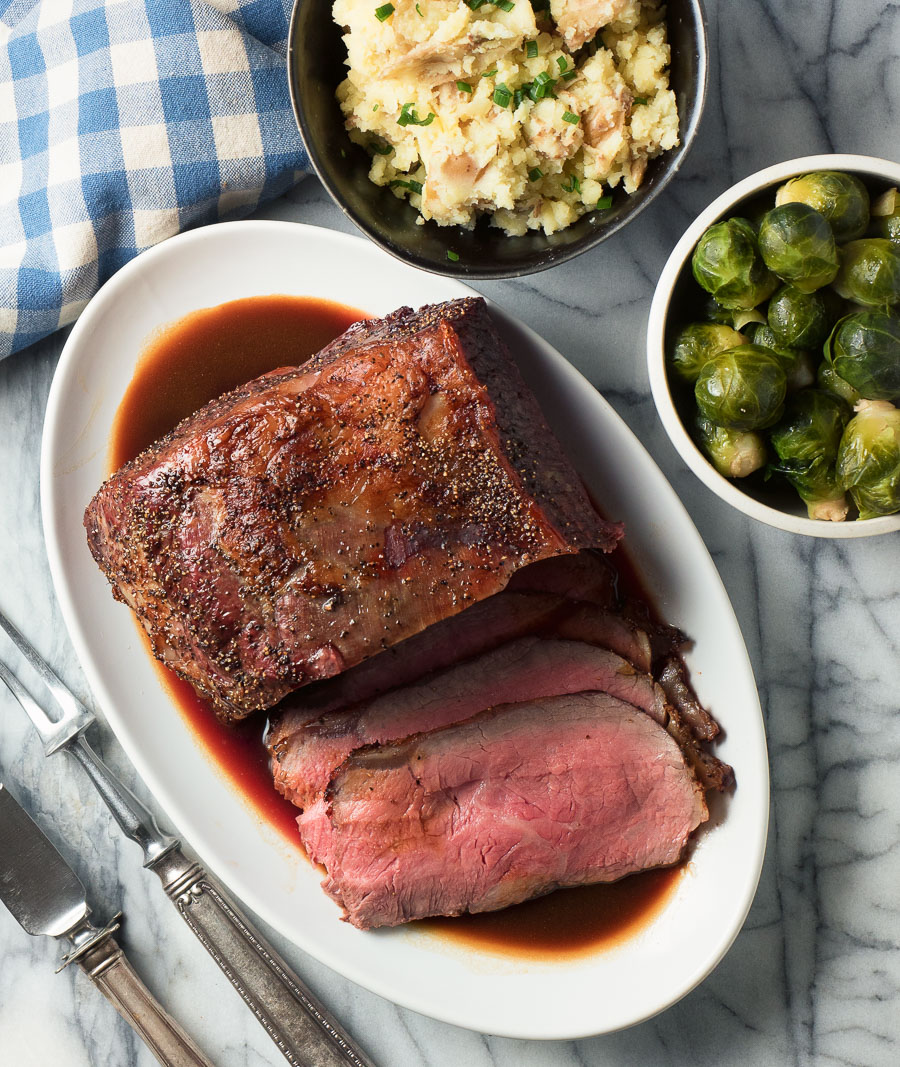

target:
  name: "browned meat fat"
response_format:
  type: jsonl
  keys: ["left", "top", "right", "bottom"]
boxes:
{"left": 84, "top": 298, "right": 621, "bottom": 719}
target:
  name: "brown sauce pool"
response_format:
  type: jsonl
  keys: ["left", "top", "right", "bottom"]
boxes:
{"left": 110, "top": 294, "right": 683, "bottom": 960}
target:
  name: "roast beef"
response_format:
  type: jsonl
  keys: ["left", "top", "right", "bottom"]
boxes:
{"left": 84, "top": 298, "right": 620, "bottom": 719}
{"left": 269, "top": 636, "right": 669, "bottom": 812}
{"left": 314, "top": 692, "right": 708, "bottom": 929}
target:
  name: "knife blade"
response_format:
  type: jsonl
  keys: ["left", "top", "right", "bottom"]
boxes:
{"left": 0, "top": 781, "right": 214, "bottom": 1067}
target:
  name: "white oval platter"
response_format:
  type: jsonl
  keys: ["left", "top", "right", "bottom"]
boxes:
{"left": 41, "top": 220, "right": 768, "bottom": 1040}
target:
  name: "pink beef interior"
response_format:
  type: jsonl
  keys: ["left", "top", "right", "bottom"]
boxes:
{"left": 319, "top": 692, "right": 708, "bottom": 929}
{"left": 272, "top": 635, "right": 668, "bottom": 814}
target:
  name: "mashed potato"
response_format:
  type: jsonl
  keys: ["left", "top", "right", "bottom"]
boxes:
{"left": 333, "top": 0, "right": 678, "bottom": 235}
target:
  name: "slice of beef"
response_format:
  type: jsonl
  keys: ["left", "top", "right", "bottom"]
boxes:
{"left": 270, "top": 636, "right": 669, "bottom": 812}
{"left": 316, "top": 691, "right": 708, "bottom": 929}
{"left": 84, "top": 298, "right": 620, "bottom": 719}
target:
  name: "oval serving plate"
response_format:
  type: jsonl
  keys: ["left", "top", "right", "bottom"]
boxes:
{"left": 41, "top": 221, "right": 768, "bottom": 1040}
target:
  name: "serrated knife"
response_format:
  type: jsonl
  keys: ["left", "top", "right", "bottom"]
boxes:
{"left": 0, "top": 781, "right": 213, "bottom": 1066}
{"left": 0, "top": 607, "right": 374, "bottom": 1067}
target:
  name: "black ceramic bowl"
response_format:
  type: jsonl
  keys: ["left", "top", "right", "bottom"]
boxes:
{"left": 288, "top": 0, "right": 708, "bottom": 279}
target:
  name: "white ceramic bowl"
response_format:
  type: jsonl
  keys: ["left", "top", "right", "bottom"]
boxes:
{"left": 647, "top": 153, "right": 900, "bottom": 538}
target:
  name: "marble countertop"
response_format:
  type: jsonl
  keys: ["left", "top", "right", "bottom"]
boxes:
{"left": 2, "top": 2, "right": 899, "bottom": 1065}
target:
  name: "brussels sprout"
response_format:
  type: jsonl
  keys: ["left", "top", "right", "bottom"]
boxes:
{"left": 691, "top": 218, "right": 778, "bottom": 310}
{"left": 775, "top": 171, "right": 870, "bottom": 242}
{"left": 758, "top": 203, "right": 839, "bottom": 292}
{"left": 767, "top": 284, "right": 841, "bottom": 349}
{"left": 832, "top": 239, "right": 900, "bottom": 308}
{"left": 670, "top": 322, "right": 746, "bottom": 382}
{"left": 695, "top": 414, "right": 767, "bottom": 478}
{"left": 870, "top": 187, "right": 900, "bottom": 243}
{"left": 825, "top": 311, "right": 900, "bottom": 401}
{"left": 837, "top": 399, "right": 900, "bottom": 518}
{"left": 742, "top": 323, "right": 816, "bottom": 391}
{"left": 701, "top": 295, "right": 735, "bottom": 325}
{"left": 694, "top": 345, "right": 787, "bottom": 430}
{"left": 818, "top": 361, "right": 862, "bottom": 407}
{"left": 769, "top": 390, "right": 850, "bottom": 520}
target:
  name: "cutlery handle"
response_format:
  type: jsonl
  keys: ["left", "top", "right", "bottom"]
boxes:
{"left": 77, "top": 932, "right": 215, "bottom": 1067}
{"left": 151, "top": 850, "right": 375, "bottom": 1067}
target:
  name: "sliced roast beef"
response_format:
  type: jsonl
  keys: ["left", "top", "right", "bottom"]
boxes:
{"left": 316, "top": 692, "right": 708, "bottom": 929}
{"left": 84, "top": 298, "right": 620, "bottom": 719}
{"left": 269, "top": 636, "right": 669, "bottom": 812}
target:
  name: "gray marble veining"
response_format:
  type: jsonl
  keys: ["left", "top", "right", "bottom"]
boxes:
{"left": 2, "top": 1, "right": 899, "bottom": 1064}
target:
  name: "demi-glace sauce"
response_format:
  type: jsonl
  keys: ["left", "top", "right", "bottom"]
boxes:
{"left": 110, "top": 294, "right": 683, "bottom": 959}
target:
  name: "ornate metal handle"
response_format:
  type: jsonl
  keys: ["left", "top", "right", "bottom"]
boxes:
{"left": 76, "top": 930, "right": 215, "bottom": 1067}
{"left": 150, "top": 849, "right": 375, "bottom": 1067}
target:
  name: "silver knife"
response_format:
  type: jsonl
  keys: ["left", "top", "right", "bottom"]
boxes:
{"left": 0, "top": 781, "right": 214, "bottom": 1067}
{"left": 0, "top": 607, "right": 375, "bottom": 1067}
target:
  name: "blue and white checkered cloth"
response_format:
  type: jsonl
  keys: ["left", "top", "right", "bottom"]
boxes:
{"left": 0, "top": 0, "right": 311, "bottom": 357}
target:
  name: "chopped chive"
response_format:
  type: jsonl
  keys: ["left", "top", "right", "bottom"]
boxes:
{"left": 534, "top": 71, "right": 553, "bottom": 85}
{"left": 526, "top": 40, "right": 538, "bottom": 58}
{"left": 456, "top": 80, "right": 473, "bottom": 93}
{"left": 371, "top": 140, "right": 393, "bottom": 154}
{"left": 447, "top": 250, "right": 460, "bottom": 262}
{"left": 466, "top": 0, "right": 488, "bottom": 8}
{"left": 633, "top": 95, "right": 648, "bottom": 105}
{"left": 561, "top": 69, "right": 577, "bottom": 81}
{"left": 562, "top": 110, "right": 579, "bottom": 124}
{"left": 492, "top": 83, "right": 512, "bottom": 108}
{"left": 596, "top": 195, "right": 613, "bottom": 210}
{"left": 397, "top": 102, "right": 436, "bottom": 127}
{"left": 482, "top": 69, "right": 497, "bottom": 78}
{"left": 556, "top": 56, "right": 568, "bottom": 72}
{"left": 528, "top": 166, "right": 543, "bottom": 181}
{"left": 495, "top": 0, "right": 514, "bottom": 10}
{"left": 373, "top": 103, "right": 380, "bottom": 111}
{"left": 561, "top": 175, "right": 581, "bottom": 193}
{"left": 513, "top": 87, "right": 525, "bottom": 108}
{"left": 415, "top": 1, "right": 424, "bottom": 12}
{"left": 390, "top": 178, "right": 424, "bottom": 194}
{"left": 375, "top": 2, "right": 394, "bottom": 19}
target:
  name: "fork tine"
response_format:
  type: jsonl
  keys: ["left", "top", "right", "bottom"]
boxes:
{"left": 0, "top": 606, "right": 87, "bottom": 724}
{"left": 0, "top": 658, "right": 58, "bottom": 740}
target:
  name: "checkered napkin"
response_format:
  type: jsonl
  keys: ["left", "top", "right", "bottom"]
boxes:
{"left": 0, "top": 0, "right": 311, "bottom": 358}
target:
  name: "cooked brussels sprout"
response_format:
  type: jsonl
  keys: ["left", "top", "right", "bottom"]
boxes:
{"left": 870, "top": 187, "right": 900, "bottom": 243}
{"left": 758, "top": 203, "right": 839, "bottom": 292}
{"left": 691, "top": 218, "right": 778, "bottom": 310}
{"left": 670, "top": 323, "right": 746, "bottom": 382}
{"left": 775, "top": 171, "right": 870, "bottom": 242}
{"left": 818, "top": 361, "right": 862, "bottom": 407}
{"left": 825, "top": 311, "right": 900, "bottom": 401}
{"left": 695, "top": 414, "right": 767, "bottom": 478}
{"left": 770, "top": 390, "right": 850, "bottom": 520}
{"left": 837, "top": 399, "right": 900, "bottom": 518}
{"left": 831, "top": 239, "right": 900, "bottom": 308}
{"left": 742, "top": 323, "right": 816, "bottom": 391}
{"left": 694, "top": 345, "right": 787, "bottom": 430}
{"left": 767, "top": 284, "right": 841, "bottom": 349}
